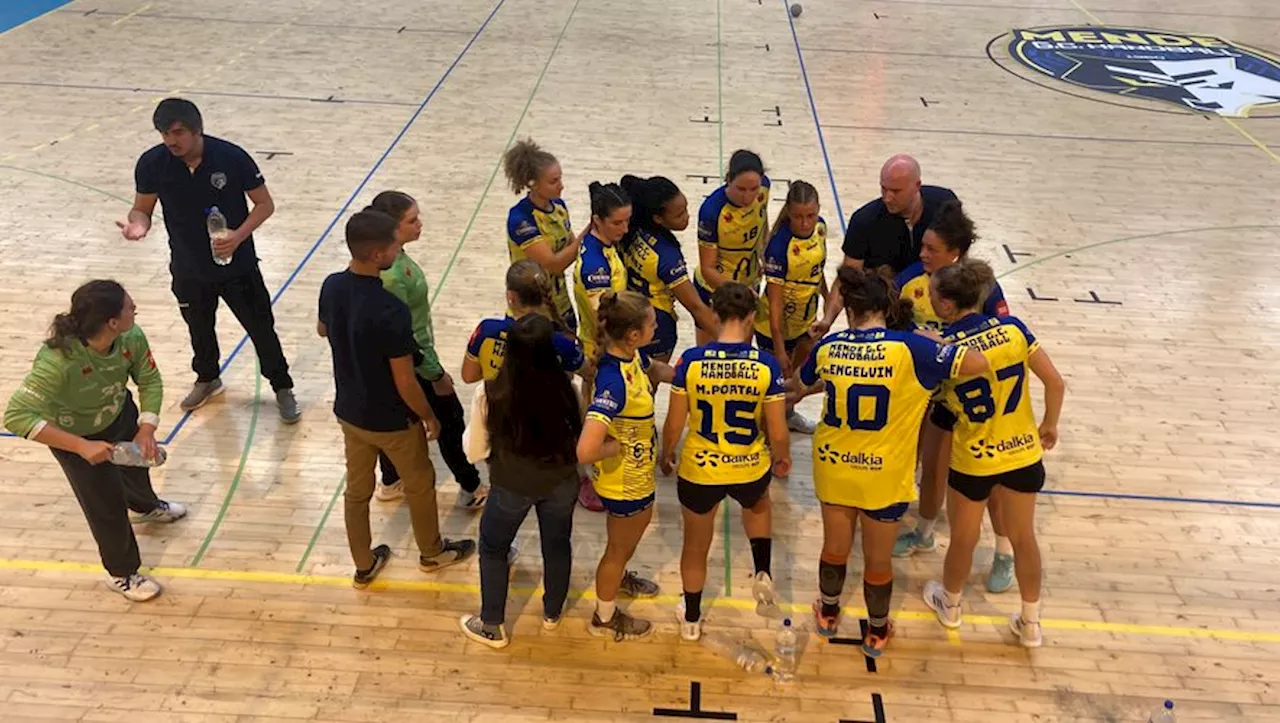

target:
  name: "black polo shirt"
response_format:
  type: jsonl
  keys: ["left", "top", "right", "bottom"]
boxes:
{"left": 135, "top": 135, "right": 264, "bottom": 281}
{"left": 842, "top": 185, "right": 958, "bottom": 273}
{"left": 318, "top": 270, "right": 422, "bottom": 432}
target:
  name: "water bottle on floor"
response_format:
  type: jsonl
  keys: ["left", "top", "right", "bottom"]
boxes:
{"left": 701, "top": 632, "right": 779, "bottom": 679}
{"left": 773, "top": 618, "right": 797, "bottom": 681}
{"left": 111, "top": 442, "right": 168, "bottom": 468}
{"left": 1149, "top": 700, "right": 1175, "bottom": 722}
{"left": 207, "top": 206, "right": 231, "bottom": 265}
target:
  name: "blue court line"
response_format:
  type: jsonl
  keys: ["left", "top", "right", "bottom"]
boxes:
{"left": 158, "top": 0, "right": 508, "bottom": 445}
{"left": 1043, "top": 489, "right": 1280, "bottom": 510}
{"left": 782, "top": 0, "right": 847, "bottom": 233}
{"left": 0, "top": 0, "right": 72, "bottom": 35}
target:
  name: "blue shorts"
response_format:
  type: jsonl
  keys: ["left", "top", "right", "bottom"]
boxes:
{"left": 598, "top": 492, "right": 655, "bottom": 518}
{"left": 754, "top": 331, "right": 804, "bottom": 356}
{"left": 693, "top": 275, "right": 714, "bottom": 306}
{"left": 642, "top": 309, "right": 678, "bottom": 359}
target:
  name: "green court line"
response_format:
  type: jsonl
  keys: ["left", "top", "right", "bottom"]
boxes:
{"left": 295, "top": 0, "right": 583, "bottom": 572}
{"left": 189, "top": 360, "right": 262, "bottom": 567}
{"left": 295, "top": 475, "right": 345, "bottom": 573}
{"left": 0, "top": 163, "right": 165, "bottom": 220}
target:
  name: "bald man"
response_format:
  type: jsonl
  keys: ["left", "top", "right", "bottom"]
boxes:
{"left": 813, "top": 154, "right": 957, "bottom": 334}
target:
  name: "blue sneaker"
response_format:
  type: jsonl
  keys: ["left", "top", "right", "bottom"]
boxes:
{"left": 892, "top": 528, "right": 936, "bottom": 558}
{"left": 987, "top": 553, "right": 1015, "bottom": 593}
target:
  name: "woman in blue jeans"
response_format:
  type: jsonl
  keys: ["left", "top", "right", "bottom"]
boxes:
{"left": 458, "top": 313, "right": 583, "bottom": 648}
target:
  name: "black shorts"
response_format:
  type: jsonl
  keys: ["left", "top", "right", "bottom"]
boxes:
{"left": 677, "top": 473, "right": 772, "bottom": 515}
{"left": 929, "top": 402, "right": 958, "bottom": 432}
{"left": 949, "top": 461, "right": 1045, "bottom": 502}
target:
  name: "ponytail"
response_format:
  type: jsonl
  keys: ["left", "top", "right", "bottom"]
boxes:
{"left": 594, "top": 289, "right": 651, "bottom": 363}
{"left": 835, "top": 265, "right": 913, "bottom": 331}
{"left": 506, "top": 259, "right": 564, "bottom": 331}
{"left": 619, "top": 174, "right": 683, "bottom": 251}
{"left": 45, "top": 280, "right": 128, "bottom": 352}
{"left": 769, "top": 180, "right": 819, "bottom": 241}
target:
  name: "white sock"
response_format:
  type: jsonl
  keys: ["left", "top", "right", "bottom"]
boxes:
{"left": 918, "top": 517, "right": 937, "bottom": 538}
{"left": 596, "top": 599, "right": 616, "bottom": 623}
{"left": 1021, "top": 599, "right": 1040, "bottom": 623}
{"left": 996, "top": 536, "right": 1013, "bottom": 556}
{"left": 944, "top": 588, "right": 962, "bottom": 607}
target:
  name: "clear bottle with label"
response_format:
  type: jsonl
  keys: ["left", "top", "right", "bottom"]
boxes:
{"left": 207, "top": 206, "right": 232, "bottom": 265}
{"left": 111, "top": 442, "right": 168, "bottom": 468}
{"left": 773, "top": 617, "right": 798, "bottom": 681}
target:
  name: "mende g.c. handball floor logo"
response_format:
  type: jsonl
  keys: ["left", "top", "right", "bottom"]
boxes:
{"left": 1000, "top": 27, "right": 1280, "bottom": 117}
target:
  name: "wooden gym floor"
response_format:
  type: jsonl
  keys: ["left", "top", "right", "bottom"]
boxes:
{"left": 0, "top": 0, "right": 1278, "bottom": 720}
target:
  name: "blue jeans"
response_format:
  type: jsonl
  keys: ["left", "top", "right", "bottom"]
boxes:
{"left": 479, "top": 478, "right": 577, "bottom": 625}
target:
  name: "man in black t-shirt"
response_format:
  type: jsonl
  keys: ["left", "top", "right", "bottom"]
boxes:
{"left": 119, "top": 98, "right": 299, "bottom": 422}
{"left": 814, "top": 154, "right": 958, "bottom": 334}
{"left": 317, "top": 210, "right": 475, "bottom": 587}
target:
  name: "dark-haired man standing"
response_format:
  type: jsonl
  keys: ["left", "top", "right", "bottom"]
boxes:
{"left": 119, "top": 97, "right": 299, "bottom": 422}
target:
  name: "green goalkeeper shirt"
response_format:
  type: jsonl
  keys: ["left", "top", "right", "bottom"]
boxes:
{"left": 3, "top": 326, "right": 164, "bottom": 439}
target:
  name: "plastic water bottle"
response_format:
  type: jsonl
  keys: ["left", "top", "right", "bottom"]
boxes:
{"left": 701, "top": 632, "right": 779, "bottom": 679}
{"left": 207, "top": 206, "right": 231, "bottom": 265}
{"left": 1148, "top": 700, "right": 1175, "bottom": 722}
{"left": 774, "top": 618, "right": 798, "bottom": 681}
{"left": 111, "top": 442, "right": 168, "bottom": 468}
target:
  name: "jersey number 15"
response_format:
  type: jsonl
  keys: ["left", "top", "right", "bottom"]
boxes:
{"left": 696, "top": 399, "right": 759, "bottom": 445}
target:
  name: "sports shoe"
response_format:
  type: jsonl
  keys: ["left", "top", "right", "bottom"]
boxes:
{"left": 675, "top": 599, "right": 703, "bottom": 641}
{"left": 922, "top": 580, "right": 962, "bottom": 629}
{"left": 987, "top": 552, "right": 1015, "bottom": 593}
{"left": 861, "top": 620, "right": 894, "bottom": 659}
{"left": 578, "top": 476, "right": 604, "bottom": 512}
{"left": 456, "top": 485, "right": 488, "bottom": 510}
{"left": 752, "top": 571, "right": 778, "bottom": 616}
{"left": 419, "top": 538, "right": 476, "bottom": 573}
{"left": 542, "top": 615, "right": 562, "bottom": 631}
{"left": 588, "top": 609, "right": 652, "bottom": 641}
{"left": 353, "top": 544, "right": 391, "bottom": 589}
{"left": 131, "top": 499, "right": 187, "bottom": 524}
{"left": 180, "top": 379, "right": 224, "bottom": 411}
{"left": 459, "top": 614, "right": 509, "bottom": 649}
{"left": 374, "top": 480, "right": 404, "bottom": 502}
{"left": 786, "top": 410, "right": 817, "bottom": 434}
{"left": 1010, "top": 613, "right": 1043, "bottom": 648}
{"left": 105, "top": 572, "right": 161, "bottom": 602}
{"left": 812, "top": 599, "right": 840, "bottom": 638}
{"left": 892, "top": 528, "right": 937, "bottom": 558}
{"left": 507, "top": 543, "right": 519, "bottom": 566}
{"left": 276, "top": 389, "right": 301, "bottom": 425}
{"left": 618, "top": 570, "right": 659, "bottom": 599}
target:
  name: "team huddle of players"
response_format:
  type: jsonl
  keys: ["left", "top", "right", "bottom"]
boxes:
{"left": 455, "top": 140, "right": 1067, "bottom": 655}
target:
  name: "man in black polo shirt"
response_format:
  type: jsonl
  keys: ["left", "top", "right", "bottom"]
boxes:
{"left": 814, "top": 154, "right": 958, "bottom": 333}
{"left": 317, "top": 210, "right": 475, "bottom": 587}
{"left": 118, "top": 98, "right": 299, "bottom": 422}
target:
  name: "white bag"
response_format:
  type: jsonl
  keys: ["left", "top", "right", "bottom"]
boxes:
{"left": 462, "top": 382, "right": 490, "bottom": 464}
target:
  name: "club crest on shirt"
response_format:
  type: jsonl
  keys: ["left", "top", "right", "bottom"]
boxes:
{"left": 210, "top": 172, "right": 228, "bottom": 190}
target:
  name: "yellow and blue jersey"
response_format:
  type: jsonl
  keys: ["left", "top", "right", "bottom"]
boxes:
{"left": 693, "top": 177, "right": 772, "bottom": 294}
{"left": 465, "top": 314, "right": 585, "bottom": 382}
{"left": 506, "top": 196, "right": 576, "bottom": 328}
{"left": 622, "top": 227, "right": 691, "bottom": 318}
{"left": 574, "top": 232, "right": 628, "bottom": 359}
{"left": 895, "top": 261, "right": 1010, "bottom": 333}
{"left": 586, "top": 351, "right": 656, "bottom": 502}
{"left": 798, "top": 328, "right": 967, "bottom": 510}
{"left": 938, "top": 313, "right": 1043, "bottom": 476}
{"left": 671, "top": 342, "right": 786, "bottom": 485}
{"left": 756, "top": 218, "right": 828, "bottom": 341}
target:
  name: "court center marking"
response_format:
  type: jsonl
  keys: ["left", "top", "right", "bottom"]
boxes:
{"left": 2, "top": 556, "right": 1277, "bottom": 644}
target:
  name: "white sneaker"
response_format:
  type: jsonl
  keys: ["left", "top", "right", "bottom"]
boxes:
{"left": 508, "top": 543, "right": 519, "bottom": 566}
{"left": 374, "top": 480, "right": 404, "bottom": 501}
{"left": 131, "top": 500, "right": 186, "bottom": 524}
{"left": 752, "top": 571, "right": 778, "bottom": 616}
{"left": 542, "top": 615, "right": 562, "bottom": 631}
{"left": 456, "top": 485, "right": 488, "bottom": 509}
{"left": 1010, "top": 613, "right": 1043, "bottom": 648}
{"left": 105, "top": 572, "right": 161, "bottom": 601}
{"left": 675, "top": 600, "right": 703, "bottom": 641}
{"left": 922, "top": 580, "right": 962, "bottom": 629}
{"left": 786, "top": 411, "right": 817, "bottom": 434}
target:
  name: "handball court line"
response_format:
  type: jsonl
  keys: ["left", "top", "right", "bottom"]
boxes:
{"left": 1, "top": 556, "right": 1278, "bottom": 644}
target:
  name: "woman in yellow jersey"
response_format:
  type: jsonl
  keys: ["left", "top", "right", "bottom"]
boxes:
{"left": 921, "top": 260, "right": 1064, "bottom": 649}
{"left": 792, "top": 267, "right": 989, "bottom": 657}
{"left": 892, "top": 201, "right": 1016, "bottom": 594}
{"left": 660, "top": 282, "right": 791, "bottom": 641}
{"left": 576, "top": 291, "right": 674, "bottom": 641}
{"left": 618, "top": 175, "right": 719, "bottom": 361}
{"left": 756, "top": 181, "right": 827, "bottom": 435}
{"left": 461, "top": 260, "right": 586, "bottom": 384}
{"left": 575, "top": 182, "right": 632, "bottom": 361}
{"left": 693, "top": 150, "right": 771, "bottom": 345}
{"left": 503, "top": 139, "right": 582, "bottom": 332}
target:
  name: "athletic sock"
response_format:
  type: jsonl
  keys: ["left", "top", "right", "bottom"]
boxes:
{"left": 596, "top": 599, "right": 616, "bottom": 623}
{"left": 864, "top": 577, "right": 893, "bottom": 635}
{"left": 996, "top": 536, "right": 1013, "bottom": 556}
{"left": 944, "top": 588, "right": 962, "bottom": 607}
{"left": 918, "top": 517, "right": 937, "bottom": 539}
{"left": 683, "top": 591, "right": 702, "bottom": 622}
{"left": 1021, "top": 599, "right": 1040, "bottom": 624}
{"left": 749, "top": 537, "right": 772, "bottom": 577}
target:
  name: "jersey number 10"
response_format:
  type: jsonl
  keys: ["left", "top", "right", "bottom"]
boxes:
{"left": 822, "top": 383, "right": 890, "bottom": 431}
{"left": 696, "top": 399, "right": 759, "bottom": 445}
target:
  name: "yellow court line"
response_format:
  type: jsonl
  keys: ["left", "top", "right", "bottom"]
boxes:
{"left": 1067, "top": 0, "right": 1103, "bottom": 25}
{"left": 111, "top": 3, "right": 152, "bottom": 26}
{"left": 3, "top": 557, "right": 1279, "bottom": 644}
